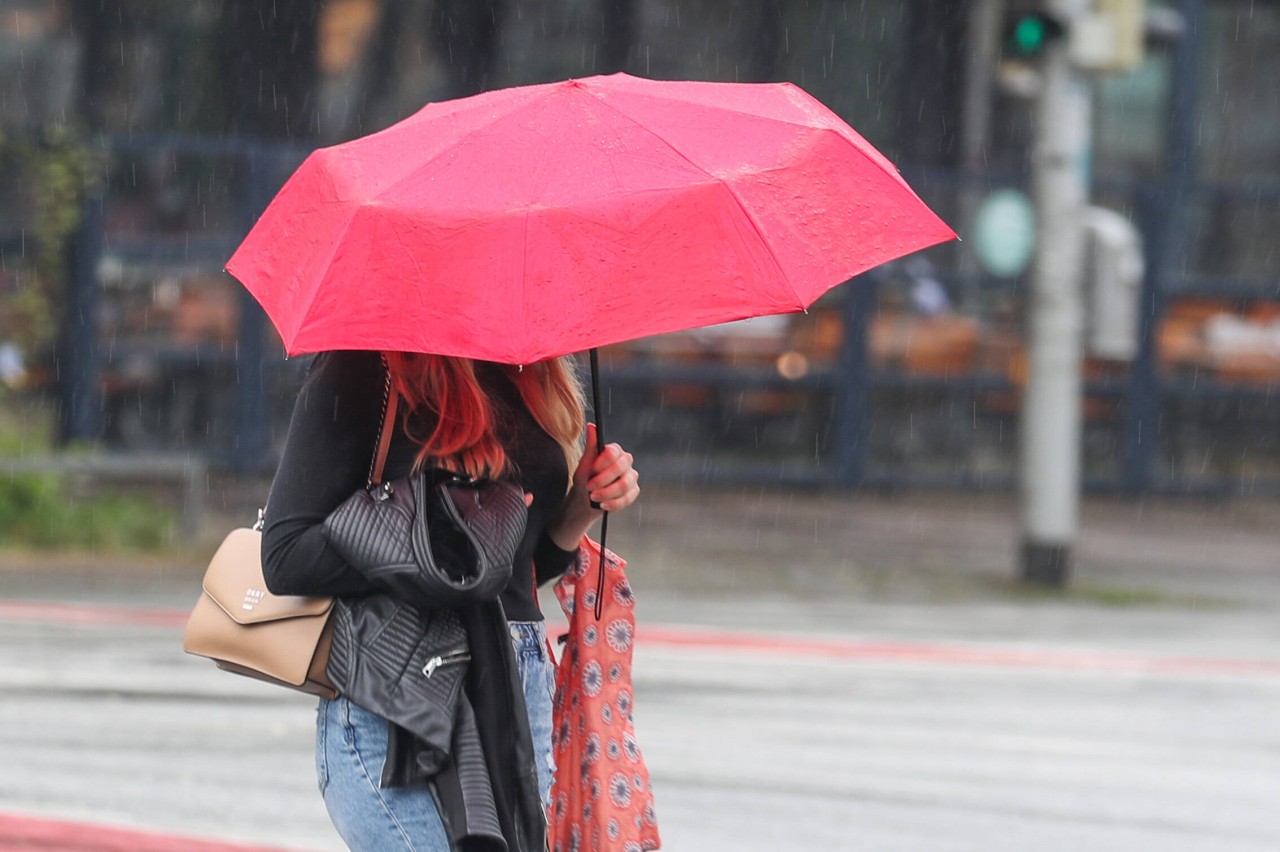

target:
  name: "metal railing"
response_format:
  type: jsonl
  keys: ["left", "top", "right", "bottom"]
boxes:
{"left": 41, "top": 133, "right": 1278, "bottom": 496}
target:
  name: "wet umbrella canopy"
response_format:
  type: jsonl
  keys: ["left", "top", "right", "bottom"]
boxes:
{"left": 226, "top": 72, "right": 955, "bottom": 364}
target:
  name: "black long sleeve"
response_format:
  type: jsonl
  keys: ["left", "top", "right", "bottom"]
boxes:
{"left": 262, "top": 351, "right": 386, "bottom": 597}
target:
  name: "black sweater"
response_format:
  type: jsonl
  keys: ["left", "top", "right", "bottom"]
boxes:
{"left": 262, "top": 350, "right": 577, "bottom": 622}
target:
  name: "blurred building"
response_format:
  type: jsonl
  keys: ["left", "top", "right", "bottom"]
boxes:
{"left": 0, "top": 0, "right": 1276, "bottom": 494}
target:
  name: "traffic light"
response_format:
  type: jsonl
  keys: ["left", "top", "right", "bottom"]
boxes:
{"left": 1003, "top": 10, "right": 1064, "bottom": 59}
{"left": 998, "top": 7, "right": 1067, "bottom": 96}
{"left": 1002, "top": 1, "right": 1147, "bottom": 72}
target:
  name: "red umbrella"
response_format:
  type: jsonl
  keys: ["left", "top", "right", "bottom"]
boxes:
{"left": 226, "top": 72, "right": 954, "bottom": 364}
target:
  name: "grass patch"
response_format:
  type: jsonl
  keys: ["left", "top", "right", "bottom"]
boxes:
{"left": 0, "top": 394, "right": 55, "bottom": 455}
{"left": 0, "top": 471, "right": 176, "bottom": 552}
{"left": 0, "top": 395, "right": 175, "bottom": 552}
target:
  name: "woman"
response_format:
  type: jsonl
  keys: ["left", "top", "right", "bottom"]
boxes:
{"left": 262, "top": 349, "right": 639, "bottom": 851}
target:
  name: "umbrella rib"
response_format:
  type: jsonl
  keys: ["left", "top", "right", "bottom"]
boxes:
{"left": 713, "top": 177, "right": 805, "bottom": 311}
{"left": 579, "top": 91, "right": 803, "bottom": 310}
{"left": 597, "top": 80, "right": 825, "bottom": 134}
{"left": 518, "top": 207, "right": 530, "bottom": 364}
{"left": 291, "top": 204, "right": 363, "bottom": 350}
{"left": 587, "top": 82, "right": 946, "bottom": 260}
{"left": 596, "top": 80, "right": 921, "bottom": 199}
{"left": 362, "top": 88, "right": 569, "bottom": 210}
{"left": 518, "top": 128, "right": 561, "bottom": 364}
{"left": 581, "top": 85, "right": 954, "bottom": 308}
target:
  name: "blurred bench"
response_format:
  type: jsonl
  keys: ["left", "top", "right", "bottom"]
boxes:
{"left": 0, "top": 454, "right": 207, "bottom": 538}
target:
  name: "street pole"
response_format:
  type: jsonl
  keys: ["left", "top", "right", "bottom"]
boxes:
{"left": 1019, "top": 0, "right": 1092, "bottom": 586}
{"left": 958, "top": 0, "right": 1003, "bottom": 297}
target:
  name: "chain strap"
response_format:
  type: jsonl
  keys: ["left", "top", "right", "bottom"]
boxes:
{"left": 367, "top": 354, "right": 396, "bottom": 489}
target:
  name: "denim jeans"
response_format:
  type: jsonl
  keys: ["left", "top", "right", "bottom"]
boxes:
{"left": 316, "top": 620, "right": 557, "bottom": 851}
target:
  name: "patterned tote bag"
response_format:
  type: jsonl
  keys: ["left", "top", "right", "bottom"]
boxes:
{"left": 549, "top": 539, "right": 661, "bottom": 852}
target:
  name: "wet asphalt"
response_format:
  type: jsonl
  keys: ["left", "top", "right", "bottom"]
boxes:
{"left": 1, "top": 483, "right": 1278, "bottom": 850}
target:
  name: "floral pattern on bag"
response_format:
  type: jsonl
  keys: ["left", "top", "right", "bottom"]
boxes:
{"left": 549, "top": 540, "right": 661, "bottom": 852}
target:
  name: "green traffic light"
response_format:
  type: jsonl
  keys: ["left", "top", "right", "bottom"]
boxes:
{"left": 1010, "top": 15, "right": 1047, "bottom": 55}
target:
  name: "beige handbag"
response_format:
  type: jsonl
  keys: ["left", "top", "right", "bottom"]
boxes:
{"left": 183, "top": 518, "right": 340, "bottom": 697}
{"left": 183, "top": 376, "right": 398, "bottom": 697}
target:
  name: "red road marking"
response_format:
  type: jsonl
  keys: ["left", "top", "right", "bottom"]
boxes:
{"left": 632, "top": 623, "right": 1280, "bottom": 677}
{"left": 0, "top": 600, "right": 188, "bottom": 628}
{"left": 0, "top": 811, "right": 296, "bottom": 852}
{"left": 5, "top": 598, "right": 1280, "bottom": 677}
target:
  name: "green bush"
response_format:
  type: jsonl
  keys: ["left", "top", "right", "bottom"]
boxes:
{"left": 0, "top": 128, "right": 102, "bottom": 363}
{"left": 0, "top": 472, "right": 174, "bottom": 551}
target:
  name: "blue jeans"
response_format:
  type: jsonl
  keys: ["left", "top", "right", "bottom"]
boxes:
{"left": 316, "top": 620, "right": 557, "bottom": 852}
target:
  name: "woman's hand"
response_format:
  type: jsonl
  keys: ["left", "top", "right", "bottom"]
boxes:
{"left": 547, "top": 423, "right": 639, "bottom": 550}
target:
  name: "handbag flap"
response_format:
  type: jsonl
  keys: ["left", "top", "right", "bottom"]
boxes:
{"left": 202, "top": 528, "right": 334, "bottom": 625}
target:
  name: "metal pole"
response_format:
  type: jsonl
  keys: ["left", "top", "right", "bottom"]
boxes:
{"left": 1125, "top": 0, "right": 1200, "bottom": 492}
{"left": 232, "top": 147, "right": 273, "bottom": 472}
{"left": 956, "top": 0, "right": 1004, "bottom": 296}
{"left": 58, "top": 194, "right": 104, "bottom": 445}
{"left": 960, "top": 0, "right": 1002, "bottom": 171}
{"left": 1125, "top": 187, "right": 1162, "bottom": 493}
{"left": 835, "top": 273, "right": 876, "bottom": 489}
{"left": 1019, "top": 2, "right": 1092, "bottom": 586}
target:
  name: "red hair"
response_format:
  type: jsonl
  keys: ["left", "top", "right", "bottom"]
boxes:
{"left": 382, "top": 352, "right": 585, "bottom": 481}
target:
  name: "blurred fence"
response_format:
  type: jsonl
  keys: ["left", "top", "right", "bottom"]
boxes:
{"left": 34, "top": 133, "right": 1277, "bottom": 497}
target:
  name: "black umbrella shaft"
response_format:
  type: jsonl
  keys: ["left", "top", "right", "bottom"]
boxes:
{"left": 589, "top": 348, "right": 605, "bottom": 455}
{"left": 589, "top": 348, "right": 607, "bottom": 621}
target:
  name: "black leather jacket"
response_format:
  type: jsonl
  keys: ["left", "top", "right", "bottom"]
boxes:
{"left": 322, "top": 475, "right": 548, "bottom": 852}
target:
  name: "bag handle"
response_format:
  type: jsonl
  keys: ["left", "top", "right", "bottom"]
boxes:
{"left": 368, "top": 354, "right": 400, "bottom": 488}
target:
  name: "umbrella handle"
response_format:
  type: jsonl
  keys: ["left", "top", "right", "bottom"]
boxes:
{"left": 589, "top": 348, "right": 607, "bottom": 621}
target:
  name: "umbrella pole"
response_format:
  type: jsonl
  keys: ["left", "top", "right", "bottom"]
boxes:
{"left": 589, "top": 348, "right": 606, "bottom": 456}
{"left": 589, "top": 348, "right": 608, "bottom": 621}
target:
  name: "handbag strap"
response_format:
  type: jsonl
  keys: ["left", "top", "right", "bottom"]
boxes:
{"left": 368, "top": 355, "right": 400, "bottom": 488}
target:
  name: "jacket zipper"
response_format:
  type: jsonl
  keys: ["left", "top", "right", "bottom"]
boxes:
{"left": 422, "top": 651, "right": 471, "bottom": 678}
